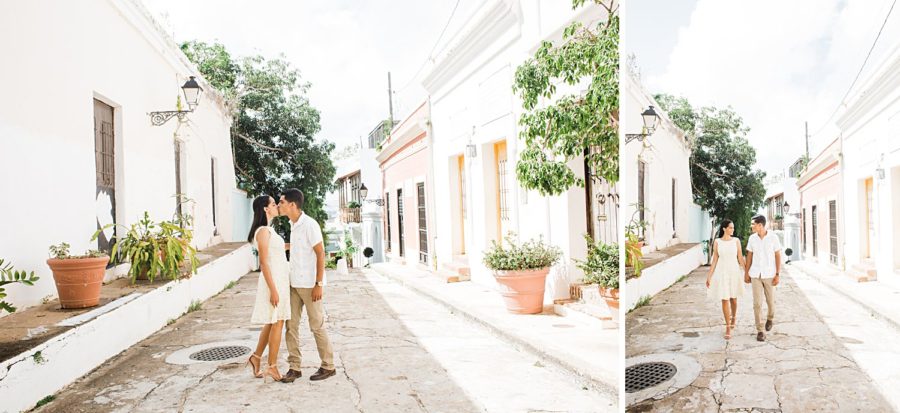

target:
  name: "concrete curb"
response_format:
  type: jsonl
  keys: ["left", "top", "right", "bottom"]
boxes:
{"left": 365, "top": 266, "right": 617, "bottom": 400}
{"left": 0, "top": 245, "right": 254, "bottom": 413}
{"left": 789, "top": 263, "right": 900, "bottom": 334}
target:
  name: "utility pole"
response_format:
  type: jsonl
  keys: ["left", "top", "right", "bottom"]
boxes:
{"left": 387, "top": 72, "right": 395, "bottom": 129}
{"left": 805, "top": 121, "right": 809, "bottom": 160}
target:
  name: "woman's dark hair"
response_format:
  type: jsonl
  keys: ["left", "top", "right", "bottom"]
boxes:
{"left": 247, "top": 195, "right": 272, "bottom": 243}
{"left": 716, "top": 219, "right": 733, "bottom": 239}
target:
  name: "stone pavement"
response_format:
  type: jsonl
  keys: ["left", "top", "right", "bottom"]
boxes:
{"left": 370, "top": 262, "right": 619, "bottom": 393}
{"left": 35, "top": 268, "right": 612, "bottom": 413}
{"left": 626, "top": 266, "right": 894, "bottom": 412}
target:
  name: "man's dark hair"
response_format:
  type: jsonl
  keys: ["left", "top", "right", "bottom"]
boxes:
{"left": 752, "top": 214, "right": 766, "bottom": 226}
{"left": 282, "top": 188, "right": 304, "bottom": 209}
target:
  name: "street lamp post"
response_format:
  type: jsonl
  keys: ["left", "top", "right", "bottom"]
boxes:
{"left": 625, "top": 106, "right": 661, "bottom": 144}
{"left": 149, "top": 76, "right": 204, "bottom": 126}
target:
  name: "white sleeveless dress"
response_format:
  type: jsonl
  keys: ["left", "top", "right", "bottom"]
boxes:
{"left": 250, "top": 226, "right": 291, "bottom": 324}
{"left": 708, "top": 238, "right": 745, "bottom": 300}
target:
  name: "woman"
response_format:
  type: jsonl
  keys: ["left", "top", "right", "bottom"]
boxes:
{"left": 705, "top": 219, "right": 746, "bottom": 340}
{"left": 246, "top": 195, "right": 291, "bottom": 382}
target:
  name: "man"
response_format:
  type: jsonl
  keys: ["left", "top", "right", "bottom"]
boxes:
{"left": 278, "top": 188, "right": 336, "bottom": 382}
{"left": 744, "top": 214, "right": 782, "bottom": 342}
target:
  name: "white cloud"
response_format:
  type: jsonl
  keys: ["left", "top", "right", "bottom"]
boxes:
{"left": 638, "top": 0, "right": 900, "bottom": 174}
{"left": 141, "top": 0, "right": 476, "bottom": 150}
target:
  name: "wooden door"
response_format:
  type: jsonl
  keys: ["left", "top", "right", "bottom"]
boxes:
{"left": 865, "top": 178, "right": 875, "bottom": 258}
{"left": 457, "top": 155, "right": 466, "bottom": 255}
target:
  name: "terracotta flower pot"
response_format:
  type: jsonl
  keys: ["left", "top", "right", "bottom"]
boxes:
{"left": 599, "top": 287, "right": 619, "bottom": 310}
{"left": 492, "top": 267, "right": 549, "bottom": 314}
{"left": 46, "top": 256, "right": 109, "bottom": 309}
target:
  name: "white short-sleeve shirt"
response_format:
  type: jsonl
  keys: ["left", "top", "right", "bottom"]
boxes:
{"left": 289, "top": 212, "right": 324, "bottom": 288}
{"left": 747, "top": 231, "right": 782, "bottom": 278}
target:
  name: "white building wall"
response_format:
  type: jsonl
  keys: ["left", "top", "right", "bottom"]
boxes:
{"left": 0, "top": 0, "right": 236, "bottom": 312}
{"left": 837, "top": 42, "right": 900, "bottom": 277}
{"left": 424, "top": 0, "right": 606, "bottom": 302}
{"left": 621, "top": 73, "right": 695, "bottom": 252}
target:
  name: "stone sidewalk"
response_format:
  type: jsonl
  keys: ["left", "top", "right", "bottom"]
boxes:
{"left": 626, "top": 266, "right": 893, "bottom": 412}
{"left": 34, "top": 268, "right": 612, "bottom": 412}
{"left": 370, "top": 262, "right": 619, "bottom": 393}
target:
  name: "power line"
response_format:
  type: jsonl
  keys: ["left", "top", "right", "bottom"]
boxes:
{"left": 396, "top": 0, "right": 463, "bottom": 94}
{"left": 808, "top": 0, "right": 898, "bottom": 140}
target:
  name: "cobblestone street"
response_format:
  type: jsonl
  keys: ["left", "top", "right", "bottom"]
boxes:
{"left": 37, "top": 269, "right": 611, "bottom": 413}
{"left": 626, "top": 266, "right": 893, "bottom": 412}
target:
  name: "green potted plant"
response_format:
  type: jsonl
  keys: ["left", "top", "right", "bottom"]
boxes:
{"left": 1, "top": 258, "right": 39, "bottom": 313}
{"left": 483, "top": 233, "right": 561, "bottom": 314}
{"left": 95, "top": 211, "right": 199, "bottom": 283}
{"left": 625, "top": 207, "right": 648, "bottom": 278}
{"left": 341, "top": 233, "right": 358, "bottom": 268}
{"left": 46, "top": 242, "right": 109, "bottom": 309}
{"left": 347, "top": 200, "right": 362, "bottom": 209}
{"left": 574, "top": 234, "right": 619, "bottom": 308}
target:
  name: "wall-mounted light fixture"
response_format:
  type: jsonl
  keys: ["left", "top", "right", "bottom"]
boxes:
{"left": 466, "top": 143, "right": 477, "bottom": 158}
{"left": 149, "top": 76, "right": 203, "bottom": 126}
{"left": 359, "top": 183, "right": 384, "bottom": 206}
{"left": 625, "top": 106, "right": 661, "bottom": 144}
{"left": 877, "top": 167, "right": 886, "bottom": 180}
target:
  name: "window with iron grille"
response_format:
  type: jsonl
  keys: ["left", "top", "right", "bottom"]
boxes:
{"left": 417, "top": 183, "right": 428, "bottom": 264}
{"left": 93, "top": 99, "right": 116, "bottom": 256}
{"left": 385, "top": 193, "right": 391, "bottom": 251}
{"left": 498, "top": 158, "right": 510, "bottom": 221}
{"left": 211, "top": 157, "right": 218, "bottom": 229}
{"left": 811, "top": 205, "right": 818, "bottom": 257}
{"left": 829, "top": 200, "right": 838, "bottom": 264}
{"left": 638, "top": 161, "right": 646, "bottom": 238}
{"left": 397, "top": 189, "right": 405, "bottom": 257}
{"left": 801, "top": 208, "right": 806, "bottom": 252}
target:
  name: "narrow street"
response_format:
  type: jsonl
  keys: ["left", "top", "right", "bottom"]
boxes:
{"left": 626, "top": 266, "right": 893, "bottom": 412}
{"left": 37, "top": 269, "right": 612, "bottom": 413}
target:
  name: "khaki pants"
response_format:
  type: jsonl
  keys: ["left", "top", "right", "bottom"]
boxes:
{"left": 286, "top": 287, "right": 334, "bottom": 370}
{"left": 751, "top": 277, "right": 775, "bottom": 332}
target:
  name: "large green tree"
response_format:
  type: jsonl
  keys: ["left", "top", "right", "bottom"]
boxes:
{"left": 655, "top": 94, "right": 766, "bottom": 249}
{"left": 181, "top": 41, "right": 336, "bottom": 226}
{"left": 513, "top": 0, "right": 618, "bottom": 196}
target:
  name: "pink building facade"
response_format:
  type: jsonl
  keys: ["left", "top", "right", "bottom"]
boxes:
{"left": 797, "top": 137, "right": 843, "bottom": 269}
{"left": 376, "top": 102, "right": 434, "bottom": 269}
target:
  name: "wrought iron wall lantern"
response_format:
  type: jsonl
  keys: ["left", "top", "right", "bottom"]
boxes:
{"left": 782, "top": 201, "right": 800, "bottom": 218}
{"left": 625, "top": 106, "right": 660, "bottom": 144}
{"left": 149, "top": 76, "right": 203, "bottom": 126}
{"left": 466, "top": 143, "right": 477, "bottom": 158}
{"left": 359, "top": 183, "right": 384, "bottom": 206}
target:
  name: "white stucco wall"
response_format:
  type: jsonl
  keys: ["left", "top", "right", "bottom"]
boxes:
{"left": 621, "top": 73, "right": 695, "bottom": 253}
{"left": 0, "top": 0, "right": 237, "bottom": 313}
{"left": 836, "top": 42, "right": 900, "bottom": 277}
{"left": 423, "top": 0, "right": 606, "bottom": 302}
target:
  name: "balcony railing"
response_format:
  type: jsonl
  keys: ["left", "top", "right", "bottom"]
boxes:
{"left": 341, "top": 207, "right": 361, "bottom": 224}
{"left": 771, "top": 219, "right": 784, "bottom": 231}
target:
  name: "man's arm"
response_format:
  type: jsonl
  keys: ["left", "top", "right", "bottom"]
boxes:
{"left": 744, "top": 250, "right": 753, "bottom": 283}
{"left": 773, "top": 250, "right": 782, "bottom": 286}
{"left": 312, "top": 242, "right": 325, "bottom": 301}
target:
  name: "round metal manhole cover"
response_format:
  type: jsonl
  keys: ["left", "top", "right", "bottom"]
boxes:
{"left": 188, "top": 345, "right": 251, "bottom": 362}
{"left": 626, "top": 362, "right": 677, "bottom": 393}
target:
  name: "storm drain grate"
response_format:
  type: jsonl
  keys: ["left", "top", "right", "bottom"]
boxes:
{"left": 626, "top": 362, "right": 677, "bottom": 393}
{"left": 189, "top": 345, "right": 250, "bottom": 362}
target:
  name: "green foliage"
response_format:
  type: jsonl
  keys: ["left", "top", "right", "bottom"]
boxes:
{"left": 483, "top": 233, "right": 562, "bottom": 272}
{"left": 630, "top": 295, "right": 652, "bottom": 312}
{"left": 186, "top": 299, "right": 202, "bottom": 313}
{"left": 94, "top": 212, "right": 199, "bottom": 283}
{"left": 181, "top": 41, "right": 336, "bottom": 227}
{"left": 47, "top": 243, "right": 107, "bottom": 260}
{"left": 0, "top": 258, "right": 39, "bottom": 314}
{"left": 513, "top": 0, "right": 619, "bottom": 196}
{"left": 655, "top": 94, "right": 766, "bottom": 244}
{"left": 346, "top": 201, "right": 361, "bottom": 209}
{"left": 574, "top": 234, "right": 618, "bottom": 288}
{"left": 32, "top": 350, "right": 46, "bottom": 364}
{"left": 35, "top": 395, "right": 55, "bottom": 408}
{"left": 224, "top": 280, "right": 237, "bottom": 290}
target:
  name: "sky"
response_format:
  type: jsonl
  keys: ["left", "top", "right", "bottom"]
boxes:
{"left": 142, "top": 0, "right": 480, "bottom": 152}
{"left": 624, "top": 0, "right": 900, "bottom": 176}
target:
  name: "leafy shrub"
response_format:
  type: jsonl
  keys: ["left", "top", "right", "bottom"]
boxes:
{"left": 483, "top": 233, "right": 561, "bottom": 272}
